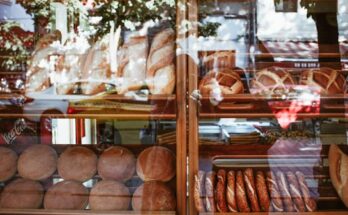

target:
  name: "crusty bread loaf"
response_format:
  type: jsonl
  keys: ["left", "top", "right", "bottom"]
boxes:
{"left": 236, "top": 170, "right": 250, "bottom": 212}
{"left": 18, "top": 144, "right": 57, "bottom": 181}
{"left": 329, "top": 144, "right": 348, "bottom": 207}
{"left": 250, "top": 67, "right": 296, "bottom": 95}
{"left": 132, "top": 181, "right": 176, "bottom": 211}
{"left": 146, "top": 28, "right": 176, "bottom": 95}
{"left": 243, "top": 168, "right": 260, "bottom": 212}
{"left": 193, "top": 171, "right": 206, "bottom": 212}
{"left": 226, "top": 170, "right": 237, "bottom": 212}
{"left": 256, "top": 171, "right": 271, "bottom": 212}
{"left": 266, "top": 171, "right": 284, "bottom": 212}
{"left": 216, "top": 169, "right": 228, "bottom": 212}
{"left": 286, "top": 171, "right": 306, "bottom": 212}
{"left": 300, "top": 68, "right": 346, "bottom": 95}
{"left": 0, "top": 147, "right": 17, "bottom": 182}
{"left": 89, "top": 180, "right": 130, "bottom": 210}
{"left": 0, "top": 178, "right": 44, "bottom": 209}
{"left": 44, "top": 180, "right": 89, "bottom": 210}
{"left": 199, "top": 69, "right": 244, "bottom": 95}
{"left": 117, "top": 36, "right": 148, "bottom": 94}
{"left": 25, "top": 31, "right": 61, "bottom": 93}
{"left": 58, "top": 146, "right": 97, "bottom": 182}
{"left": 98, "top": 146, "right": 136, "bottom": 182}
{"left": 136, "top": 146, "right": 175, "bottom": 182}
{"left": 295, "top": 171, "right": 317, "bottom": 212}
{"left": 205, "top": 171, "right": 216, "bottom": 212}
{"left": 80, "top": 34, "right": 112, "bottom": 95}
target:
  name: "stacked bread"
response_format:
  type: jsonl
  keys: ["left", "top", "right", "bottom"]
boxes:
{"left": 26, "top": 28, "right": 176, "bottom": 96}
{"left": 194, "top": 168, "right": 317, "bottom": 213}
{"left": 0, "top": 144, "right": 176, "bottom": 211}
{"left": 251, "top": 67, "right": 346, "bottom": 96}
{"left": 132, "top": 146, "right": 176, "bottom": 211}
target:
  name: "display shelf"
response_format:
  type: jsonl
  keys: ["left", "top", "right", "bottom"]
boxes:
{"left": 0, "top": 94, "right": 177, "bottom": 119}
{"left": 194, "top": 144, "right": 348, "bottom": 214}
{"left": 199, "top": 94, "right": 347, "bottom": 119}
{"left": 0, "top": 209, "right": 176, "bottom": 215}
{"left": 0, "top": 144, "right": 178, "bottom": 215}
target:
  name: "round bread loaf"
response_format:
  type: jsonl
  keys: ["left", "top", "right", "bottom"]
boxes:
{"left": 0, "top": 178, "right": 44, "bottom": 209}
{"left": 0, "top": 147, "right": 18, "bottom": 182}
{"left": 18, "top": 144, "right": 57, "bottom": 181}
{"left": 98, "top": 146, "right": 136, "bottom": 182}
{"left": 58, "top": 146, "right": 97, "bottom": 182}
{"left": 329, "top": 144, "right": 348, "bottom": 207}
{"left": 136, "top": 146, "right": 175, "bottom": 182}
{"left": 250, "top": 67, "right": 295, "bottom": 95}
{"left": 44, "top": 180, "right": 89, "bottom": 210}
{"left": 132, "top": 181, "right": 176, "bottom": 211}
{"left": 89, "top": 180, "right": 130, "bottom": 210}
{"left": 300, "top": 68, "right": 346, "bottom": 95}
{"left": 199, "top": 69, "right": 244, "bottom": 95}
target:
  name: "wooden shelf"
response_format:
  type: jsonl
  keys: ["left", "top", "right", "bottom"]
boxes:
{"left": 0, "top": 209, "right": 175, "bottom": 215}
{"left": 199, "top": 94, "right": 348, "bottom": 119}
{"left": 0, "top": 94, "right": 177, "bottom": 119}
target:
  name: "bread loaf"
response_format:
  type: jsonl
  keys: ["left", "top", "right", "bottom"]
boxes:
{"left": 25, "top": 31, "right": 61, "bottom": 93}
{"left": 194, "top": 171, "right": 206, "bottom": 212}
{"left": 266, "top": 171, "right": 284, "bottom": 212}
{"left": 89, "top": 180, "right": 130, "bottom": 210}
{"left": 276, "top": 171, "right": 295, "bottom": 212}
{"left": 256, "top": 171, "right": 271, "bottom": 212}
{"left": 199, "top": 69, "right": 244, "bottom": 95}
{"left": 226, "top": 170, "right": 238, "bottom": 212}
{"left": 236, "top": 170, "right": 250, "bottom": 212}
{"left": 295, "top": 171, "right": 317, "bottom": 211}
{"left": 18, "top": 144, "right": 57, "bottom": 181}
{"left": 286, "top": 171, "right": 306, "bottom": 212}
{"left": 216, "top": 169, "right": 228, "bottom": 212}
{"left": 146, "top": 28, "right": 176, "bottom": 95}
{"left": 329, "top": 144, "right": 348, "bottom": 207}
{"left": 205, "top": 171, "right": 216, "bottom": 212}
{"left": 243, "top": 168, "right": 260, "bottom": 212}
{"left": 98, "top": 146, "right": 136, "bottom": 182}
{"left": 117, "top": 36, "right": 148, "bottom": 94}
{"left": 136, "top": 146, "right": 175, "bottom": 182}
{"left": 54, "top": 55, "right": 80, "bottom": 95}
{"left": 132, "top": 181, "right": 176, "bottom": 211}
{"left": 44, "top": 180, "right": 89, "bottom": 210}
{"left": 300, "top": 68, "right": 346, "bottom": 95}
{"left": 80, "top": 34, "right": 112, "bottom": 95}
{"left": 58, "top": 146, "right": 97, "bottom": 182}
{"left": 250, "top": 67, "right": 295, "bottom": 95}
{"left": 0, "top": 178, "right": 44, "bottom": 209}
{"left": 0, "top": 147, "right": 17, "bottom": 182}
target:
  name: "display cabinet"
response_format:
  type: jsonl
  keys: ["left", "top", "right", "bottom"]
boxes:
{"left": 188, "top": 0, "right": 348, "bottom": 214}
{"left": 0, "top": 0, "right": 187, "bottom": 214}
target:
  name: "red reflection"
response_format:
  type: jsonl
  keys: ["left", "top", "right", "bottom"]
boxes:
{"left": 269, "top": 89, "right": 320, "bottom": 129}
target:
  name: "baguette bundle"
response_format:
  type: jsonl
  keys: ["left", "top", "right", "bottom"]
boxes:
{"left": 193, "top": 168, "right": 317, "bottom": 212}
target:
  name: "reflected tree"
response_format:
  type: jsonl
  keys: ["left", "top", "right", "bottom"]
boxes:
{"left": 300, "top": 0, "right": 341, "bottom": 69}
